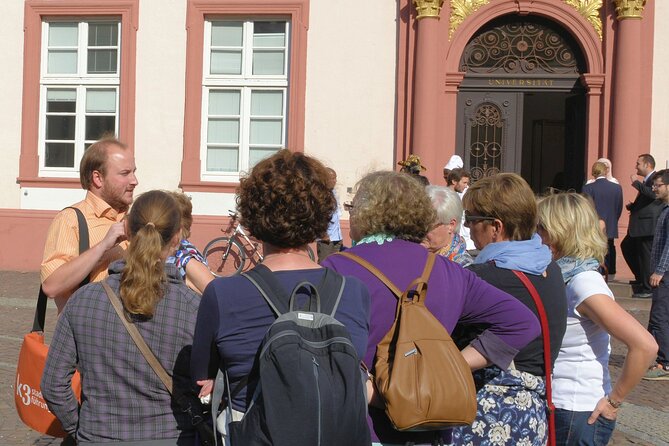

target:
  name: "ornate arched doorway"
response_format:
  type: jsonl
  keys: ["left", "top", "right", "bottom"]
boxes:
{"left": 455, "top": 15, "right": 588, "bottom": 192}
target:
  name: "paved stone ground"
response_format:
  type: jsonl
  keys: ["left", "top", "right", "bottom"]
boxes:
{"left": 0, "top": 271, "right": 667, "bottom": 445}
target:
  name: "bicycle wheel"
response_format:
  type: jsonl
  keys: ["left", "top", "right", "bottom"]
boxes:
{"left": 203, "top": 237, "right": 246, "bottom": 277}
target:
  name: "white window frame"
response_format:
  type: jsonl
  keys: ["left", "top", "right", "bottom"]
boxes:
{"left": 201, "top": 19, "right": 290, "bottom": 182}
{"left": 38, "top": 19, "right": 121, "bottom": 178}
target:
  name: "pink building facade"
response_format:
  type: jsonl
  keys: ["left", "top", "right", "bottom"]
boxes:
{"left": 0, "top": 0, "right": 660, "bottom": 271}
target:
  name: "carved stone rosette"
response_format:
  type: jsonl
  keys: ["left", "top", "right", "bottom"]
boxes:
{"left": 414, "top": 0, "right": 445, "bottom": 19}
{"left": 613, "top": 0, "right": 646, "bottom": 19}
{"left": 449, "top": 0, "right": 490, "bottom": 38}
{"left": 563, "top": 0, "right": 603, "bottom": 39}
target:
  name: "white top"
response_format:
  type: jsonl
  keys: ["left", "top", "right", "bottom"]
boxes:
{"left": 552, "top": 270, "right": 613, "bottom": 411}
{"left": 458, "top": 188, "right": 476, "bottom": 250}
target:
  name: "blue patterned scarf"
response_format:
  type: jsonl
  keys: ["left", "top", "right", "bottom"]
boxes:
{"left": 556, "top": 256, "right": 600, "bottom": 283}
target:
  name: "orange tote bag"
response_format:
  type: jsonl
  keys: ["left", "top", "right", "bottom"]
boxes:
{"left": 15, "top": 288, "right": 82, "bottom": 437}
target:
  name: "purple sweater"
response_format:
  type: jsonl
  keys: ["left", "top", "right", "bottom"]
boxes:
{"left": 323, "top": 239, "right": 541, "bottom": 444}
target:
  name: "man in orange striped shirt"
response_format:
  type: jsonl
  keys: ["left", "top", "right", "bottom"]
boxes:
{"left": 41, "top": 137, "right": 138, "bottom": 313}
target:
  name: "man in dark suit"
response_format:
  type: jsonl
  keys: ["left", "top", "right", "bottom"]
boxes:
{"left": 621, "top": 154, "right": 665, "bottom": 297}
{"left": 583, "top": 161, "right": 623, "bottom": 280}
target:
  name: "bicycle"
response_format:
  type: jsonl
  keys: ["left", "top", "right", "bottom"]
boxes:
{"left": 203, "top": 210, "right": 315, "bottom": 277}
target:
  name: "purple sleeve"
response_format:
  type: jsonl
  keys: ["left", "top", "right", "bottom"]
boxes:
{"left": 459, "top": 268, "right": 541, "bottom": 369}
{"left": 190, "top": 283, "right": 221, "bottom": 382}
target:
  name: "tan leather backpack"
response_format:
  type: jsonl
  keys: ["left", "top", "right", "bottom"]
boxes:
{"left": 337, "top": 252, "right": 477, "bottom": 431}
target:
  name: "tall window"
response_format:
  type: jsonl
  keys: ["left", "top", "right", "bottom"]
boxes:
{"left": 202, "top": 20, "right": 289, "bottom": 180}
{"left": 39, "top": 20, "right": 120, "bottom": 176}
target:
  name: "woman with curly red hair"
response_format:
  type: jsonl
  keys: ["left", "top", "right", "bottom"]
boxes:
{"left": 190, "top": 150, "right": 371, "bottom": 445}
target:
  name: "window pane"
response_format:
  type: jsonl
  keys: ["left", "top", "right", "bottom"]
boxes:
{"left": 250, "top": 119, "right": 282, "bottom": 145}
{"left": 48, "top": 23, "right": 78, "bottom": 46}
{"left": 208, "top": 119, "right": 239, "bottom": 144}
{"left": 211, "top": 22, "right": 243, "bottom": 47}
{"left": 47, "top": 89, "right": 76, "bottom": 112}
{"left": 207, "top": 147, "right": 239, "bottom": 172}
{"left": 45, "top": 143, "right": 75, "bottom": 167}
{"left": 253, "top": 22, "right": 286, "bottom": 47}
{"left": 252, "top": 50, "right": 285, "bottom": 75}
{"left": 88, "top": 23, "right": 118, "bottom": 46}
{"left": 211, "top": 50, "right": 242, "bottom": 75}
{"left": 86, "top": 89, "right": 116, "bottom": 112}
{"left": 86, "top": 116, "right": 116, "bottom": 140}
{"left": 46, "top": 115, "right": 75, "bottom": 140}
{"left": 249, "top": 147, "right": 279, "bottom": 167}
{"left": 209, "top": 90, "right": 240, "bottom": 115}
{"left": 88, "top": 49, "right": 118, "bottom": 74}
{"left": 251, "top": 91, "right": 283, "bottom": 116}
{"left": 47, "top": 50, "right": 78, "bottom": 74}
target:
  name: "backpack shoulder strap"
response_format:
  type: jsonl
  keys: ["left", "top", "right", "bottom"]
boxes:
{"left": 241, "top": 264, "right": 290, "bottom": 316}
{"left": 312, "top": 268, "right": 346, "bottom": 316}
{"left": 407, "top": 252, "right": 436, "bottom": 297}
{"left": 335, "top": 251, "right": 402, "bottom": 298}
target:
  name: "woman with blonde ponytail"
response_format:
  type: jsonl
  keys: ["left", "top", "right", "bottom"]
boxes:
{"left": 42, "top": 190, "right": 202, "bottom": 445}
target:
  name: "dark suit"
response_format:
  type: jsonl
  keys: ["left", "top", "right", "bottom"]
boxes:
{"left": 621, "top": 173, "right": 665, "bottom": 293}
{"left": 583, "top": 177, "right": 623, "bottom": 274}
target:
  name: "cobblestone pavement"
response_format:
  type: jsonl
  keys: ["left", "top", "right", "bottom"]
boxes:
{"left": 0, "top": 271, "right": 667, "bottom": 445}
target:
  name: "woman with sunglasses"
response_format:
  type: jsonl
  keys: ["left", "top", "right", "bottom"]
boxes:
{"left": 450, "top": 173, "right": 568, "bottom": 446}
{"left": 537, "top": 192, "right": 657, "bottom": 446}
{"left": 323, "top": 170, "right": 541, "bottom": 445}
{"left": 423, "top": 185, "right": 473, "bottom": 267}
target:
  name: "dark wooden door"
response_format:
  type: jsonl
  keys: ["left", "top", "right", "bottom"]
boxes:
{"left": 456, "top": 91, "right": 523, "bottom": 182}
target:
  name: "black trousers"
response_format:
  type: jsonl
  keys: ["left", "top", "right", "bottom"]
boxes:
{"left": 621, "top": 234, "right": 654, "bottom": 293}
{"left": 649, "top": 274, "right": 669, "bottom": 366}
{"left": 604, "top": 238, "right": 617, "bottom": 276}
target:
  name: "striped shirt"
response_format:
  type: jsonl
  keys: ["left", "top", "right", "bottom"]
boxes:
{"left": 651, "top": 205, "right": 669, "bottom": 275}
{"left": 41, "top": 261, "right": 200, "bottom": 443}
{"left": 41, "top": 191, "right": 128, "bottom": 284}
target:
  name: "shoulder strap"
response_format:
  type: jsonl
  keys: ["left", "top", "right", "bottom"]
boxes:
{"left": 410, "top": 252, "right": 436, "bottom": 297}
{"left": 511, "top": 270, "right": 555, "bottom": 446}
{"left": 102, "top": 281, "right": 173, "bottom": 393}
{"left": 335, "top": 251, "right": 402, "bottom": 298}
{"left": 242, "top": 264, "right": 290, "bottom": 316}
{"left": 336, "top": 251, "right": 436, "bottom": 300}
{"left": 33, "top": 206, "right": 91, "bottom": 333}
{"left": 315, "top": 269, "right": 346, "bottom": 316}
{"left": 242, "top": 264, "right": 346, "bottom": 317}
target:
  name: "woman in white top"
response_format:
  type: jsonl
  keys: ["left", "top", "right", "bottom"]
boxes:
{"left": 536, "top": 193, "right": 657, "bottom": 446}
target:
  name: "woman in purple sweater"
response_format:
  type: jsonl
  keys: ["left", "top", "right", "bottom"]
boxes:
{"left": 323, "top": 171, "right": 541, "bottom": 445}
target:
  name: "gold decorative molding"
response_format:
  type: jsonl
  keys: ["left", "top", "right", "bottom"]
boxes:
{"left": 414, "top": 0, "right": 445, "bottom": 19}
{"left": 563, "top": 0, "right": 603, "bottom": 39}
{"left": 449, "top": 0, "right": 490, "bottom": 38}
{"left": 613, "top": 0, "right": 646, "bottom": 19}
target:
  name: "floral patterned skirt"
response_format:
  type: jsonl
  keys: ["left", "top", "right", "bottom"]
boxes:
{"left": 450, "top": 367, "right": 548, "bottom": 446}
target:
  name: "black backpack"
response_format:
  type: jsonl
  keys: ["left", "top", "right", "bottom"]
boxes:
{"left": 219, "top": 264, "right": 370, "bottom": 446}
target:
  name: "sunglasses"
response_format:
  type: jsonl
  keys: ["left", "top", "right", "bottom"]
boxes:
{"left": 463, "top": 210, "right": 497, "bottom": 223}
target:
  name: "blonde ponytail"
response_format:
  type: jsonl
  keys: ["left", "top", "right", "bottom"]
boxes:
{"left": 120, "top": 191, "right": 180, "bottom": 317}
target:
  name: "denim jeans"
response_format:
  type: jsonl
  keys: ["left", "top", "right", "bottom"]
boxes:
{"left": 555, "top": 408, "right": 616, "bottom": 446}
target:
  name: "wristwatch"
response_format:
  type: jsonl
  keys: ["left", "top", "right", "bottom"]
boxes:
{"left": 606, "top": 395, "right": 623, "bottom": 409}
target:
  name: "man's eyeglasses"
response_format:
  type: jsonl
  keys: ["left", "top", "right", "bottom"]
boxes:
{"left": 343, "top": 202, "right": 354, "bottom": 212}
{"left": 652, "top": 183, "right": 667, "bottom": 190}
{"left": 463, "top": 210, "right": 497, "bottom": 223}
